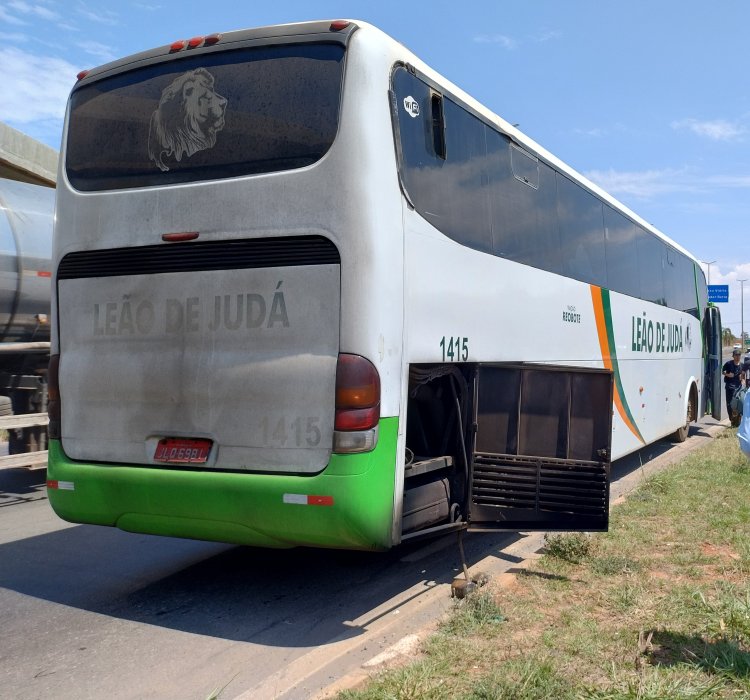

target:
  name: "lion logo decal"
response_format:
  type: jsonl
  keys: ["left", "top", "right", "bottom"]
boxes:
{"left": 148, "top": 68, "right": 227, "bottom": 172}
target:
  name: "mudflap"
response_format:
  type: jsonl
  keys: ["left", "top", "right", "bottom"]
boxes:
{"left": 468, "top": 364, "right": 612, "bottom": 532}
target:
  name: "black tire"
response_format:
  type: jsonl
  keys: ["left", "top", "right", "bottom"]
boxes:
{"left": 671, "top": 392, "right": 694, "bottom": 443}
{"left": 0, "top": 395, "right": 13, "bottom": 417}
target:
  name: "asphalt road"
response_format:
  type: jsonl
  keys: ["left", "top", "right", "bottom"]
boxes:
{"left": 0, "top": 412, "right": 728, "bottom": 700}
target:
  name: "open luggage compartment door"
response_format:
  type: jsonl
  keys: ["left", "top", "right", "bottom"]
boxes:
{"left": 703, "top": 306, "right": 722, "bottom": 420}
{"left": 469, "top": 365, "right": 612, "bottom": 532}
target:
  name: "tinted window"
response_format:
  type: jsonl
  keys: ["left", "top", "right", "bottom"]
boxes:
{"left": 636, "top": 228, "right": 666, "bottom": 305}
{"left": 557, "top": 175, "right": 607, "bottom": 287}
{"left": 676, "top": 252, "right": 699, "bottom": 317}
{"left": 663, "top": 246, "right": 696, "bottom": 313}
{"left": 695, "top": 264, "right": 708, "bottom": 316}
{"left": 393, "top": 68, "right": 491, "bottom": 251}
{"left": 603, "top": 206, "right": 640, "bottom": 298}
{"left": 439, "top": 99, "right": 492, "bottom": 251}
{"left": 66, "top": 43, "right": 345, "bottom": 191}
{"left": 391, "top": 68, "right": 700, "bottom": 314}
{"left": 487, "top": 129, "right": 561, "bottom": 273}
{"left": 510, "top": 144, "right": 539, "bottom": 188}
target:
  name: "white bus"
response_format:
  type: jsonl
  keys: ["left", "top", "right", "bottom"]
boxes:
{"left": 47, "top": 20, "right": 721, "bottom": 550}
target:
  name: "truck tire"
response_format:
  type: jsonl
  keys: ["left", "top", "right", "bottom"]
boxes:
{"left": 0, "top": 395, "right": 12, "bottom": 417}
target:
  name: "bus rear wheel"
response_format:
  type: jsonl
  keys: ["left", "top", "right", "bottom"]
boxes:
{"left": 672, "top": 391, "right": 695, "bottom": 443}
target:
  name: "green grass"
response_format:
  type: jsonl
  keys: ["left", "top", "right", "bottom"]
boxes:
{"left": 339, "top": 430, "right": 750, "bottom": 700}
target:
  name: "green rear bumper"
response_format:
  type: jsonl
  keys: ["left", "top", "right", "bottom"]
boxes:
{"left": 47, "top": 418, "right": 398, "bottom": 550}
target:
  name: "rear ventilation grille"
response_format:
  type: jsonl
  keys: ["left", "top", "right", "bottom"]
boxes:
{"left": 472, "top": 452, "right": 608, "bottom": 516}
{"left": 58, "top": 236, "right": 340, "bottom": 279}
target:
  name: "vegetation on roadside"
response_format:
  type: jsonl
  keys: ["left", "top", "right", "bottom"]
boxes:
{"left": 339, "top": 430, "right": 750, "bottom": 699}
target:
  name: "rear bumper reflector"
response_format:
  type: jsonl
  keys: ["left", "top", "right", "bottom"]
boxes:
{"left": 283, "top": 493, "right": 334, "bottom": 506}
{"left": 47, "top": 480, "right": 75, "bottom": 491}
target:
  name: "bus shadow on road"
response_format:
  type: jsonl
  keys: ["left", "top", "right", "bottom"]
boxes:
{"left": 0, "top": 510, "right": 522, "bottom": 646}
{"left": 0, "top": 466, "right": 47, "bottom": 509}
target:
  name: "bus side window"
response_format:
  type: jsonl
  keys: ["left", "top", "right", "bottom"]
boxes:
{"left": 635, "top": 228, "right": 667, "bottom": 306}
{"left": 510, "top": 144, "right": 539, "bottom": 189}
{"left": 393, "top": 66, "right": 492, "bottom": 254}
{"left": 557, "top": 174, "right": 607, "bottom": 288}
{"left": 487, "top": 130, "right": 561, "bottom": 275}
{"left": 603, "top": 206, "right": 640, "bottom": 299}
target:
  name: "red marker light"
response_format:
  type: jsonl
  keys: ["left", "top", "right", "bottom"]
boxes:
{"left": 204, "top": 33, "right": 221, "bottom": 46}
{"left": 308, "top": 495, "right": 334, "bottom": 506}
{"left": 76, "top": 69, "right": 90, "bottom": 81}
{"left": 162, "top": 232, "right": 199, "bottom": 242}
{"left": 187, "top": 36, "right": 203, "bottom": 49}
{"left": 329, "top": 20, "right": 350, "bottom": 31}
{"left": 170, "top": 40, "right": 187, "bottom": 53}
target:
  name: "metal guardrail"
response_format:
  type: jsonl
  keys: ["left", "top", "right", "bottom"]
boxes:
{"left": 0, "top": 341, "right": 50, "bottom": 354}
{"left": 0, "top": 412, "right": 48, "bottom": 430}
{"left": 0, "top": 412, "right": 48, "bottom": 468}
{"left": 0, "top": 450, "right": 47, "bottom": 469}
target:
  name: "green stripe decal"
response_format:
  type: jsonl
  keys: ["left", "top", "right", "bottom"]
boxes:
{"left": 601, "top": 288, "right": 645, "bottom": 444}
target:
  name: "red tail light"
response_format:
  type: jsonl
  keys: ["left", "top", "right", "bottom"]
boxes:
{"left": 334, "top": 354, "right": 380, "bottom": 431}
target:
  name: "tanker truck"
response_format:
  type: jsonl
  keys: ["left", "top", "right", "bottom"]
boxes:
{"left": 0, "top": 177, "right": 53, "bottom": 462}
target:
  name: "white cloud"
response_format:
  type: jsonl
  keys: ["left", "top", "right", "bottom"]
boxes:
{"left": 532, "top": 29, "right": 562, "bottom": 42}
{"left": 574, "top": 127, "right": 606, "bottom": 137}
{"left": 585, "top": 167, "right": 750, "bottom": 201}
{"left": 75, "top": 3, "right": 118, "bottom": 25}
{"left": 0, "top": 47, "right": 75, "bottom": 124}
{"left": 584, "top": 167, "right": 698, "bottom": 199}
{"left": 0, "top": 31, "right": 30, "bottom": 42}
{"left": 0, "top": 6, "right": 27, "bottom": 25}
{"left": 76, "top": 40, "right": 117, "bottom": 63}
{"left": 709, "top": 175, "right": 750, "bottom": 188}
{"left": 671, "top": 118, "right": 745, "bottom": 141}
{"left": 7, "top": 0, "right": 59, "bottom": 21}
{"left": 473, "top": 34, "right": 518, "bottom": 50}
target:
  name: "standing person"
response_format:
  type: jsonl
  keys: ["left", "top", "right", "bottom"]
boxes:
{"left": 723, "top": 348, "right": 743, "bottom": 426}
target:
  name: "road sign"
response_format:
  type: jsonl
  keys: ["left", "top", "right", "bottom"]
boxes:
{"left": 708, "top": 285, "right": 729, "bottom": 303}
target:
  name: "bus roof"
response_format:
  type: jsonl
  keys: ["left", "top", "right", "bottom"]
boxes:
{"left": 350, "top": 21, "right": 699, "bottom": 266}
{"left": 70, "top": 18, "right": 699, "bottom": 268}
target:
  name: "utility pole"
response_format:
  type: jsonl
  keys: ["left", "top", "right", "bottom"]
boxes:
{"left": 741, "top": 279, "right": 748, "bottom": 350}
{"left": 702, "top": 260, "right": 716, "bottom": 285}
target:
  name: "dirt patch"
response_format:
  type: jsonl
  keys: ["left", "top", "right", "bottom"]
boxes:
{"left": 700, "top": 542, "right": 741, "bottom": 560}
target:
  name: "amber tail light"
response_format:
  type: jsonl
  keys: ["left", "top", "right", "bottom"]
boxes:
{"left": 334, "top": 353, "right": 380, "bottom": 431}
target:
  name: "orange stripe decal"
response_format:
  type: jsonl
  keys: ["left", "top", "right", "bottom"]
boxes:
{"left": 590, "top": 285, "right": 645, "bottom": 444}
{"left": 591, "top": 286, "right": 612, "bottom": 372}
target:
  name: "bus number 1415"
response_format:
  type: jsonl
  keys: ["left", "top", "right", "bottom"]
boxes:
{"left": 440, "top": 336, "right": 469, "bottom": 362}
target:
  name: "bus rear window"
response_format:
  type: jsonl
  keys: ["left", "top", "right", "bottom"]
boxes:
{"left": 66, "top": 43, "right": 345, "bottom": 191}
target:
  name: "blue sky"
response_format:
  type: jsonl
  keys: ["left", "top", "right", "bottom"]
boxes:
{"left": 2, "top": 0, "right": 750, "bottom": 332}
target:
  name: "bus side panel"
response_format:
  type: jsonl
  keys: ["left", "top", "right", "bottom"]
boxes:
{"left": 47, "top": 418, "right": 398, "bottom": 551}
{"left": 402, "top": 210, "right": 703, "bottom": 462}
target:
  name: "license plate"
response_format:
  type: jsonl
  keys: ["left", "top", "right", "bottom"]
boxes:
{"left": 154, "top": 438, "right": 212, "bottom": 464}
